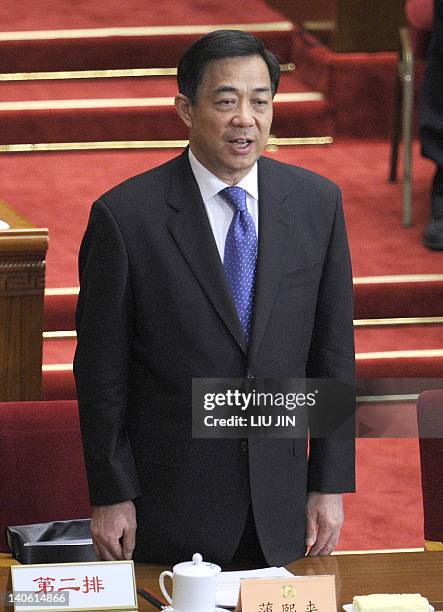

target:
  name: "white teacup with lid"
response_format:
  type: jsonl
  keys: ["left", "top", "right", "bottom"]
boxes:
{"left": 159, "top": 552, "right": 221, "bottom": 612}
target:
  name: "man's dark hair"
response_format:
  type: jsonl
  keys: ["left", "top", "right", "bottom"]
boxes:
{"left": 177, "top": 29, "right": 280, "bottom": 103}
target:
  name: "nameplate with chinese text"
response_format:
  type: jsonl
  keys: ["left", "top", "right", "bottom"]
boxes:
{"left": 239, "top": 575, "right": 336, "bottom": 612}
{"left": 10, "top": 560, "right": 137, "bottom": 611}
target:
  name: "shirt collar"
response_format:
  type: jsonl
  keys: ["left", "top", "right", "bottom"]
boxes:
{"left": 188, "top": 148, "right": 258, "bottom": 201}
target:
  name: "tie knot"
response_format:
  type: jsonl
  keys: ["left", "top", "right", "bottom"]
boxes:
{"left": 220, "top": 186, "right": 247, "bottom": 212}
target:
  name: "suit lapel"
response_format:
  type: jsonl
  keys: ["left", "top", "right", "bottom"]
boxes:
{"left": 166, "top": 152, "right": 246, "bottom": 353}
{"left": 248, "top": 158, "right": 292, "bottom": 358}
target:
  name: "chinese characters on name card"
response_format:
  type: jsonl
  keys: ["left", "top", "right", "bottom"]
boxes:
{"left": 10, "top": 560, "right": 137, "bottom": 611}
{"left": 240, "top": 576, "right": 336, "bottom": 612}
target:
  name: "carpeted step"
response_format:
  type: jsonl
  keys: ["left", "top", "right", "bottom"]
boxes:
{"left": 357, "top": 350, "right": 443, "bottom": 378}
{"left": 43, "top": 325, "right": 443, "bottom": 363}
{"left": 44, "top": 291, "right": 78, "bottom": 332}
{"left": 43, "top": 337, "right": 76, "bottom": 365}
{"left": 354, "top": 277, "right": 443, "bottom": 320}
{"left": 0, "top": 99, "right": 331, "bottom": 143}
{"left": 291, "top": 27, "right": 398, "bottom": 138}
{"left": 42, "top": 367, "right": 76, "bottom": 401}
{"left": 43, "top": 277, "right": 443, "bottom": 332}
{"left": 0, "top": 0, "right": 289, "bottom": 31}
{"left": 41, "top": 351, "right": 443, "bottom": 400}
{"left": 0, "top": 23, "right": 293, "bottom": 74}
{"left": 0, "top": 0, "right": 293, "bottom": 70}
{"left": 0, "top": 72, "right": 331, "bottom": 144}
{"left": 355, "top": 323, "right": 443, "bottom": 378}
{"left": 355, "top": 325, "right": 443, "bottom": 354}
{"left": 42, "top": 321, "right": 443, "bottom": 401}
{"left": 43, "top": 326, "right": 443, "bottom": 365}
{"left": 0, "top": 71, "right": 320, "bottom": 102}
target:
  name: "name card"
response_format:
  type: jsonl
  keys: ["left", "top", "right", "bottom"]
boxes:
{"left": 239, "top": 575, "right": 336, "bottom": 612}
{"left": 10, "top": 560, "right": 137, "bottom": 611}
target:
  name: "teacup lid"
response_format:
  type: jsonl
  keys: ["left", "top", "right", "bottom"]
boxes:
{"left": 173, "top": 553, "right": 221, "bottom": 577}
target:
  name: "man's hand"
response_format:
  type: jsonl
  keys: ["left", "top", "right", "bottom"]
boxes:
{"left": 305, "top": 492, "right": 344, "bottom": 556}
{"left": 91, "top": 500, "right": 137, "bottom": 561}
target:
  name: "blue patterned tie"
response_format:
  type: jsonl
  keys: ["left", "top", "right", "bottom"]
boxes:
{"left": 220, "top": 186, "right": 257, "bottom": 342}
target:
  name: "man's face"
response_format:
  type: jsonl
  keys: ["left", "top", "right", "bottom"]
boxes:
{"left": 175, "top": 55, "right": 274, "bottom": 185}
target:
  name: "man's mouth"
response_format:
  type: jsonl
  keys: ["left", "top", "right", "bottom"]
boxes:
{"left": 228, "top": 138, "right": 253, "bottom": 151}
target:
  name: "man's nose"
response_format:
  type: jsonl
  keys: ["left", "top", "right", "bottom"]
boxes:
{"left": 232, "top": 100, "right": 254, "bottom": 126}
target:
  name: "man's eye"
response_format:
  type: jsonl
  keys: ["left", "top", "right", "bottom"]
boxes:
{"left": 254, "top": 99, "right": 268, "bottom": 107}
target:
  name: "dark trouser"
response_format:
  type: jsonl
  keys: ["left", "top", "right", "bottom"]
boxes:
{"left": 431, "top": 166, "right": 443, "bottom": 219}
{"left": 225, "top": 506, "right": 267, "bottom": 569}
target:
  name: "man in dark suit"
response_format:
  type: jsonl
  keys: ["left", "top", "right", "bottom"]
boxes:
{"left": 74, "top": 30, "right": 355, "bottom": 567}
{"left": 418, "top": 0, "right": 443, "bottom": 249}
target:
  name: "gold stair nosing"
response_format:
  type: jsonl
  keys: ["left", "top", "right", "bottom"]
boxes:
{"left": 0, "top": 63, "right": 296, "bottom": 81}
{"left": 0, "top": 21, "right": 293, "bottom": 42}
{"left": 0, "top": 91, "right": 324, "bottom": 112}
{"left": 43, "top": 275, "right": 443, "bottom": 295}
{"left": 356, "top": 349, "right": 443, "bottom": 360}
{"left": 43, "top": 316, "right": 443, "bottom": 340}
{"left": 0, "top": 137, "right": 334, "bottom": 153}
{"left": 354, "top": 274, "right": 443, "bottom": 284}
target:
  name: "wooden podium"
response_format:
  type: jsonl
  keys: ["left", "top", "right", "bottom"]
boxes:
{"left": 0, "top": 200, "right": 48, "bottom": 400}
{"left": 267, "top": 0, "right": 406, "bottom": 52}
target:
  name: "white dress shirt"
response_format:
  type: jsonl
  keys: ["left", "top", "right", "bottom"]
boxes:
{"left": 188, "top": 148, "right": 259, "bottom": 262}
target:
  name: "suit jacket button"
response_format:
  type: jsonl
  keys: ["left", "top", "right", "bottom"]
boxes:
{"left": 240, "top": 440, "right": 248, "bottom": 452}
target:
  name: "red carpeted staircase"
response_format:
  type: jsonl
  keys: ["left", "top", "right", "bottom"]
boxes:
{"left": 0, "top": 71, "right": 331, "bottom": 143}
{"left": 1, "top": 0, "right": 442, "bottom": 553}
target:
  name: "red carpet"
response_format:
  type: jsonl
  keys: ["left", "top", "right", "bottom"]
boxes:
{"left": 340, "top": 439, "right": 423, "bottom": 551}
{"left": 0, "top": 103, "right": 331, "bottom": 144}
{"left": 0, "top": 0, "right": 292, "bottom": 75}
{"left": 0, "top": 0, "right": 286, "bottom": 30}
{"left": 355, "top": 326, "right": 443, "bottom": 353}
{"left": 0, "top": 30, "right": 292, "bottom": 74}
{"left": 0, "top": 72, "right": 322, "bottom": 103}
{"left": 354, "top": 279, "right": 443, "bottom": 319}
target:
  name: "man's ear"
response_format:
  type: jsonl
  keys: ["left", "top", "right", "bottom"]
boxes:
{"left": 175, "top": 94, "right": 193, "bottom": 128}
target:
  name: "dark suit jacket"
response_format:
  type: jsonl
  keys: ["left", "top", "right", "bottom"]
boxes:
{"left": 420, "top": 0, "right": 443, "bottom": 166}
{"left": 74, "top": 150, "right": 355, "bottom": 567}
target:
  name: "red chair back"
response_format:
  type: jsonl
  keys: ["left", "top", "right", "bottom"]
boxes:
{"left": 0, "top": 401, "right": 91, "bottom": 552}
{"left": 417, "top": 390, "right": 443, "bottom": 542}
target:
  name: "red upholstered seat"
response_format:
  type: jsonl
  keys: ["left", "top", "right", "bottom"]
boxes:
{"left": 0, "top": 401, "right": 91, "bottom": 552}
{"left": 416, "top": 390, "right": 443, "bottom": 543}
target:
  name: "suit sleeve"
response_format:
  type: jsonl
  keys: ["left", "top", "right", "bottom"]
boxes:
{"left": 74, "top": 198, "right": 141, "bottom": 506}
{"left": 306, "top": 188, "right": 356, "bottom": 493}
